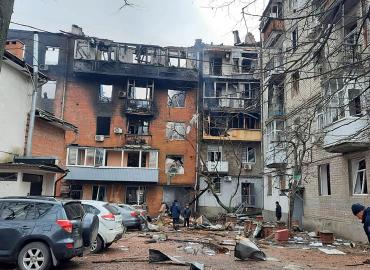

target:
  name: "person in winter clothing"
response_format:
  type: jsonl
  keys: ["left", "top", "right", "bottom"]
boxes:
{"left": 352, "top": 203, "right": 370, "bottom": 242}
{"left": 183, "top": 204, "right": 191, "bottom": 227}
{"left": 275, "top": 201, "right": 282, "bottom": 221}
{"left": 170, "top": 200, "right": 181, "bottom": 229}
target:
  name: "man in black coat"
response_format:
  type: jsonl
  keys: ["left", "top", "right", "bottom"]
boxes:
{"left": 352, "top": 203, "right": 370, "bottom": 242}
{"left": 183, "top": 204, "right": 191, "bottom": 227}
{"left": 275, "top": 201, "right": 282, "bottom": 221}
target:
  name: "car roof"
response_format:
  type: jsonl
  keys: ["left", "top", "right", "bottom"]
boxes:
{"left": 80, "top": 200, "right": 109, "bottom": 206}
{"left": 0, "top": 196, "right": 61, "bottom": 204}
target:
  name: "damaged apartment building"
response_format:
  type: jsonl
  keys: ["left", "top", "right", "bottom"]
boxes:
{"left": 195, "top": 32, "right": 263, "bottom": 216}
{"left": 8, "top": 25, "right": 198, "bottom": 216}
{"left": 261, "top": 0, "right": 370, "bottom": 242}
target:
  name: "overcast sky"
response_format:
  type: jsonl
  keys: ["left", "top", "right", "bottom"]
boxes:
{"left": 10, "top": 0, "right": 266, "bottom": 47}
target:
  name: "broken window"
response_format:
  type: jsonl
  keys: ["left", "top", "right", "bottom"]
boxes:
{"left": 352, "top": 159, "right": 367, "bottom": 194}
{"left": 242, "top": 146, "right": 256, "bottom": 163}
{"left": 212, "top": 177, "right": 221, "bottom": 194}
{"left": 168, "top": 90, "right": 186, "bottom": 107}
{"left": 127, "top": 80, "right": 153, "bottom": 112}
{"left": 92, "top": 185, "right": 106, "bottom": 201}
{"left": 165, "top": 155, "right": 184, "bottom": 174}
{"left": 128, "top": 119, "right": 149, "bottom": 135}
{"left": 166, "top": 122, "right": 186, "bottom": 140}
{"left": 77, "top": 148, "right": 85, "bottom": 165}
{"left": 41, "top": 80, "right": 56, "bottom": 99}
{"left": 67, "top": 148, "right": 78, "bottom": 165}
{"left": 99, "top": 84, "right": 112, "bottom": 103}
{"left": 348, "top": 89, "right": 363, "bottom": 116}
{"left": 96, "top": 117, "right": 111, "bottom": 136}
{"left": 0, "top": 173, "right": 17, "bottom": 181}
{"left": 232, "top": 58, "right": 239, "bottom": 73}
{"left": 126, "top": 186, "right": 146, "bottom": 205}
{"left": 246, "top": 114, "right": 260, "bottom": 129}
{"left": 267, "top": 175, "right": 272, "bottom": 196}
{"left": 318, "top": 164, "right": 331, "bottom": 196}
{"left": 85, "top": 149, "right": 95, "bottom": 166}
{"left": 292, "top": 28, "right": 298, "bottom": 50}
{"left": 210, "top": 57, "right": 222, "bottom": 75}
{"left": 243, "top": 83, "right": 256, "bottom": 99}
{"left": 207, "top": 145, "right": 222, "bottom": 162}
{"left": 127, "top": 152, "right": 140, "bottom": 167}
{"left": 45, "top": 47, "right": 59, "bottom": 65}
{"left": 291, "top": 71, "right": 299, "bottom": 97}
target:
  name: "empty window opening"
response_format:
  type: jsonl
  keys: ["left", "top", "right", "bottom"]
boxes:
{"left": 292, "top": 28, "right": 298, "bottom": 50}
{"left": 292, "top": 71, "right": 300, "bottom": 97}
{"left": 99, "top": 84, "right": 112, "bottom": 103}
{"left": 207, "top": 145, "right": 222, "bottom": 162}
{"left": 210, "top": 57, "right": 222, "bottom": 75}
{"left": 127, "top": 152, "right": 140, "bottom": 167}
{"left": 105, "top": 150, "right": 122, "bottom": 167}
{"left": 45, "top": 47, "right": 59, "bottom": 65}
{"left": 96, "top": 117, "right": 111, "bottom": 136}
{"left": 92, "top": 185, "right": 106, "bottom": 201}
{"left": 232, "top": 58, "right": 239, "bottom": 73}
{"left": 353, "top": 159, "right": 367, "bottom": 194}
{"left": 318, "top": 164, "right": 331, "bottom": 195}
{"left": 0, "top": 172, "right": 17, "bottom": 181}
{"left": 348, "top": 89, "right": 363, "bottom": 116}
{"left": 126, "top": 186, "right": 146, "bottom": 205}
{"left": 128, "top": 119, "right": 149, "bottom": 135}
{"left": 212, "top": 177, "right": 221, "bottom": 194}
{"left": 242, "top": 146, "right": 256, "bottom": 163}
{"left": 41, "top": 81, "right": 56, "bottom": 99}
{"left": 166, "top": 122, "right": 186, "bottom": 140}
{"left": 168, "top": 90, "right": 186, "bottom": 107}
{"left": 165, "top": 155, "right": 184, "bottom": 174}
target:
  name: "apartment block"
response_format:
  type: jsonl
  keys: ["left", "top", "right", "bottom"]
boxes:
{"left": 261, "top": 0, "right": 370, "bottom": 242}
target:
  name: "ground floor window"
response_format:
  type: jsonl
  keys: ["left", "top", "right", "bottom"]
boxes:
{"left": 211, "top": 177, "right": 221, "bottom": 194}
{"left": 126, "top": 186, "right": 146, "bottom": 205}
{"left": 267, "top": 175, "right": 272, "bottom": 196}
{"left": 352, "top": 159, "right": 367, "bottom": 194}
{"left": 70, "top": 184, "right": 83, "bottom": 199}
{"left": 92, "top": 185, "right": 106, "bottom": 201}
{"left": 318, "top": 164, "right": 331, "bottom": 196}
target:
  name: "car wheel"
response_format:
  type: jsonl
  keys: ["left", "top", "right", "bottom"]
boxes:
{"left": 17, "top": 242, "right": 51, "bottom": 270}
{"left": 90, "top": 235, "right": 103, "bottom": 254}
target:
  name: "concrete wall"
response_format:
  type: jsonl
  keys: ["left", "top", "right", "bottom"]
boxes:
{"left": 0, "top": 61, "right": 32, "bottom": 162}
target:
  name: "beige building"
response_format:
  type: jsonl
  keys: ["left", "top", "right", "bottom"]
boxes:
{"left": 261, "top": 0, "right": 370, "bottom": 242}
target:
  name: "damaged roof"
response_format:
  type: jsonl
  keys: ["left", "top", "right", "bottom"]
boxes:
{"left": 35, "top": 108, "right": 78, "bottom": 132}
{"left": 0, "top": 162, "right": 67, "bottom": 174}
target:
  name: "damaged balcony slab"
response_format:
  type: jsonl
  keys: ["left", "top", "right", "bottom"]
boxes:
{"left": 65, "top": 166, "right": 159, "bottom": 183}
{"left": 73, "top": 59, "right": 198, "bottom": 82}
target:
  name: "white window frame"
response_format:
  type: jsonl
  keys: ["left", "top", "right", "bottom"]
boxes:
{"left": 45, "top": 46, "right": 59, "bottom": 65}
{"left": 207, "top": 145, "right": 222, "bottom": 162}
{"left": 242, "top": 146, "right": 256, "bottom": 163}
{"left": 352, "top": 158, "right": 368, "bottom": 195}
{"left": 318, "top": 164, "right": 331, "bottom": 196}
{"left": 67, "top": 147, "right": 104, "bottom": 167}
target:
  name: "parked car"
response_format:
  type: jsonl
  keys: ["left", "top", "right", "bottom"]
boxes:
{"left": 113, "top": 203, "right": 146, "bottom": 229}
{"left": 0, "top": 196, "right": 99, "bottom": 270}
{"left": 81, "top": 200, "right": 124, "bottom": 253}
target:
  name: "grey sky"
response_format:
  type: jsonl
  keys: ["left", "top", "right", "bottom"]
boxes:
{"left": 11, "top": 0, "right": 266, "bottom": 47}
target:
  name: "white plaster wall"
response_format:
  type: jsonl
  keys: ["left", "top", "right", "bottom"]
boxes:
{"left": 263, "top": 173, "right": 289, "bottom": 214}
{"left": 42, "top": 174, "right": 55, "bottom": 196}
{"left": 0, "top": 173, "right": 31, "bottom": 197}
{"left": 198, "top": 177, "right": 263, "bottom": 209}
{"left": 0, "top": 62, "right": 32, "bottom": 161}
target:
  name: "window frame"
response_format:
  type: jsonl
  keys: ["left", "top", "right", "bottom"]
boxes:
{"left": 96, "top": 116, "right": 111, "bottom": 136}
{"left": 168, "top": 89, "right": 186, "bottom": 108}
{"left": 212, "top": 177, "right": 221, "bottom": 194}
{"left": 318, "top": 164, "right": 331, "bottom": 196}
{"left": 242, "top": 146, "right": 256, "bottom": 163}
{"left": 352, "top": 158, "right": 368, "bottom": 195}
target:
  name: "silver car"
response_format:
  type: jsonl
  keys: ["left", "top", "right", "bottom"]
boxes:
{"left": 113, "top": 204, "right": 146, "bottom": 229}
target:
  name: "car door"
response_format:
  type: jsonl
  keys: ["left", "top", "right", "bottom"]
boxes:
{"left": 0, "top": 201, "right": 37, "bottom": 256}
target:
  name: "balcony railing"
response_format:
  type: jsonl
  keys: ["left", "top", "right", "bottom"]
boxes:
{"left": 125, "top": 134, "right": 152, "bottom": 145}
{"left": 203, "top": 97, "right": 255, "bottom": 111}
{"left": 125, "top": 99, "right": 153, "bottom": 115}
{"left": 265, "top": 147, "right": 287, "bottom": 168}
{"left": 203, "top": 161, "right": 229, "bottom": 173}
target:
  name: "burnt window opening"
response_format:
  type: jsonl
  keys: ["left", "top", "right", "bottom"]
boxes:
{"left": 99, "top": 84, "right": 112, "bottom": 103}
{"left": 292, "top": 71, "right": 300, "bottom": 97}
{"left": 210, "top": 57, "right": 222, "bottom": 76}
{"left": 232, "top": 58, "right": 239, "bottom": 73}
{"left": 348, "top": 89, "right": 363, "bottom": 116}
{"left": 127, "top": 152, "right": 143, "bottom": 167}
{"left": 168, "top": 90, "right": 186, "bottom": 107}
{"left": 165, "top": 155, "right": 184, "bottom": 174}
{"left": 128, "top": 119, "right": 149, "bottom": 135}
{"left": 96, "top": 116, "right": 111, "bottom": 136}
{"left": 166, "top": 122, "right": 186, "bottom": 140}
{"left": 212, "top": 177, "right": 221, "bottom": 194}
{"left": 41, "top": 80, "right": 56, "bottom": 99}
{"left": 128, "top": 80, "right": 153, "bottom": 100}
{"left": 45, "top": 47, "right": 59, "bottom": 65}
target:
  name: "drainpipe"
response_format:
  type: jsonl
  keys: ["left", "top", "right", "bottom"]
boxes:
{"left": 25, "top": 32, "right": 39, "bottom": 156}
{"left": 259, "top": 30, "right": 265, "bottom": 212}
{"left": 53, "top": 171, "right": 69, "bottom": 197}
{"left": 60, "top": 36, "right": 69, "bottom": 119}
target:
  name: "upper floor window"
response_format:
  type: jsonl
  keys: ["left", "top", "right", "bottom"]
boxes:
{"left": 67, "top": 147, "right": 104, "bottom": 167}
{"left": 210, "top": 57, "right": 222, "bottom": 76}
{"left": 207, "top": 145, "right": 222, "bottom": 162}
{"left": 291, "top": 71, "right": 299, "bottom": 97}
{"left": 99, "top": 85, "right": 112, "bottom": 103}
{"left": 128, "top": 119, "right": 149, "bottom": 135}
{"left": 41, "top": 80, "right": 56, "bottom": 99}
{"left": 166, "top": 122, "right": 186, "bottom": 140}
{"left": 96, "top": 117, "right": 111, "bottom": 136}
{"left": 242, "top": 146, "right": 256, "bottom": 163}
{"left": 165, "top": 155, "right": 184, "bottom": 174}
{"left": 352, "top": 159, "right": 367, "bottom": 195}
{"left": 168, "top": 90, "right": 186, "bottom": 107}
{"left": 128, "top": 80, "right": 153, "bottom": 100}
{"left": 292, "top": 28, "right": 298, "bottom": 51}
{"left": 45, "top": 47, "right": 59, "bottom": 65}
{"left": 318, "top": 164, "right": 331, "bottom": 196}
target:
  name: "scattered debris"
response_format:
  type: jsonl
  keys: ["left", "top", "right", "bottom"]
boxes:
{"left": 234, "top": 237, "right": 266, "bottom": 261}
{"left": 190, "top": 262, "right": 204, "bottom": 270}
{"left": 309, "top": 242, "right": 323, "bottom": 247}
{"left": 147, "top": 223, "right": 160, "bottom": 232}
{"left": 148, "top": 249, "right": 186, "bottom": 265}
{"left": 318, "top": 248, "right": 346, "bottom": 255}
{"left": 320, "top": 231, "right": 334, "bottom": 244}
{"left": 152, "top": 233, "right": 167, "bottom": 241}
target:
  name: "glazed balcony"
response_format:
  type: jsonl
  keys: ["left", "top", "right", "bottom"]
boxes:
{"left": 265, "top": 146, "right": 287, "bottom": 168}
{"left": 202, "top": 161, "right": 229, "bottom": 174}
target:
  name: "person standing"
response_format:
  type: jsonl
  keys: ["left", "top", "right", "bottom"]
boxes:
{"left": 275, "top": 201, "right": 282, "bottom": 221}
{"left": 158, "top": 201, "right": 167, "bottom": 223}
{"left": 351, "top": 203, "right": 370, "bottom": 242}
{"left": 170, "top": 200, "right": 181, "bottom": 230}
{"left": 183, "top": 204, "right": 191, "bottom": 227}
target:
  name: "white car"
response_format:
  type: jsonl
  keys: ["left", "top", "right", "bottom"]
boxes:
{"left": 81, "top": 200, "right": 124, "bottom": 253}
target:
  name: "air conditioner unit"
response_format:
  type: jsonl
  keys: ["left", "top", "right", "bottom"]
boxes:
{"left": 223, "top": 176, "right": 233, "bottom": 182}
{"left": 39, "top": 64, "right": 48, "bottom": 70}
{"left": 118, "top": 91, "right": 126, "bottom": 99}
{"left": 114, "top": 127, "right": 123, "bottom": 134}
{"left": 95, "top": 135, "right": 105, "bottom": 142}
{"left": 243, "top": 163, "right": 252, "bottom": 171}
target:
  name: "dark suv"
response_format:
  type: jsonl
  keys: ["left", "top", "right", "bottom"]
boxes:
{"left": 0, "top": 197, "right": 99, "bottom": 270}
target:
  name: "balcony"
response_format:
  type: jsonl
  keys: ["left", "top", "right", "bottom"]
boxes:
{"left": 265, "top": 147, "right": 287, "bottom": 168}
{"left": 203, "top": 97, "right": 255, "bottom": 112}
{"left": 264, "top": 55, "right": 284, "bottom": 81}
{"left": 65, "top": 166, "right": 159, "bottom": 183}
{"left": 268, "top": 108, "right": 285, "bottom": 119}
{"left": 262, "top": 19, "right": 284, "bottom": 43}
{"left": 203, "top": 129, "right": 262, "bottom": 142}
{"left": 125, "top": 134, "right": 152, "bottom": 145}
{"left": 73, "top": 59, "right": 198, "bottom": 82}
{"left": 323, "top": 116, "right": 370, "bottom": 153}
{"left": 203, "top": 161, "right": 229, "bottom": 174}
{"left": 125, "top": 99, "right": 153, "bottom": 115}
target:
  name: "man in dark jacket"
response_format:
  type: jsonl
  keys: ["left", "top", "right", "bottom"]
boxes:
{"left": 183, "top": 204, "right": 191, "bottom": 227}
{"left": 171, "top": 200, "right": 181, "bottom": 230}
{"left": 275, "top": 201, "right": 282, "bottom": 221}
{"left": 352, "top": 203, "right": 370, "bottom": 242}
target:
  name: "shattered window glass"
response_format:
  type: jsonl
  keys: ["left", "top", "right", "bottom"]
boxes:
{"left": 168, "top": 90, "right": 186, "bottom": 107}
